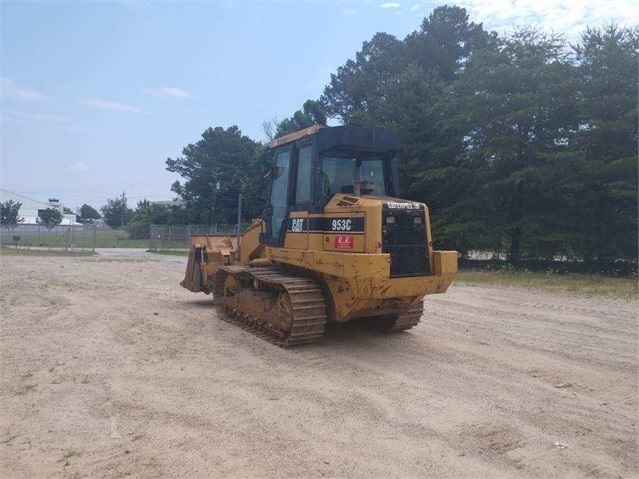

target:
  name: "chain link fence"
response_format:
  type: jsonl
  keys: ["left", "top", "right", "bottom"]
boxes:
{"left": 1, "top": 223, "right": 254, "bottom": 253}
{"left": 148, "top": 224, "right": 249, "bottom": 252}
{"left": 0, "top": 224, "right": 98, "bottom": 251}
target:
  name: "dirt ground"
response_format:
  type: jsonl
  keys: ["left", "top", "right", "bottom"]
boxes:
{"left": 1, "top": 250, "right": 637, "bottom": 478}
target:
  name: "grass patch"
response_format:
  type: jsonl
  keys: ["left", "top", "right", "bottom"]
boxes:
{"left": 93, "top": 229, "right": 148, "bottom": 248}
{"left": 94, "top": 238, "right": 148, "bottom": 248}
{"left": 457, "top": 269, "right": 638, "bottom": 299}
{"left": 1, "top": 228, "right": 148, "bottom": 249}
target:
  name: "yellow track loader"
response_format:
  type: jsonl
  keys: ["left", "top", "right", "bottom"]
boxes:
{"left": 181, "top": 125, "right": 457, "bottom": 346}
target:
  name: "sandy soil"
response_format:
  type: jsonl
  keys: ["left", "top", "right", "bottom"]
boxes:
{"left": 1, "top": 250, "right": 637, "bottom": 478}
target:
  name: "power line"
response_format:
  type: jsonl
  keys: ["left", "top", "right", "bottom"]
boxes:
{"left": 1, "top": 179, "right": 177, "bottom": 194}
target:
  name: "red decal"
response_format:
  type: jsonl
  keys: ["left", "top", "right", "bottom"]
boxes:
{"left": 335, "top": 235, "right": 354, "bottom": 249}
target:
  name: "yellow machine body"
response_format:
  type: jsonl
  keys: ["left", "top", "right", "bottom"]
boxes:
{"left": 181, "top": 125, "right": 457, "bottom": 346}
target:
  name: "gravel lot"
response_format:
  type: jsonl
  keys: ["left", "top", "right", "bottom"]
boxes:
{"left": 1, "top": 250, "right": 637, "bottom": 478}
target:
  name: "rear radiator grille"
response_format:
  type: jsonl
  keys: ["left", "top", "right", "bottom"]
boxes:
{"left": 382, "top": 209, "right": 430, "bottom": 278}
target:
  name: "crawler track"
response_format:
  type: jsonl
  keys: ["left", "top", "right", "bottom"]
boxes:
{"left": 387, "top": 301, "right": 424, "bottom": 331}
{"left": 213, "top": 266, "right": 327, "bottom": 347}
{"left": 371, "top": 301, "right": 424, "bottom": 332}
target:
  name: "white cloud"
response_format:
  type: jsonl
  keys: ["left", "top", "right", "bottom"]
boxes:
{"left": 68, "top": 161, "right": 93, "bottom": 172}
{"left": 79, "top": 98, "right": 143, "bottom": 113}
{"left": 0, "top": 78, "right": 47, "bottom": 100}
{"left": 341, "top": 8, "right": 357, "bottom": 15}
{"left": 144, "top": 86, "right": 191, "bottom": 99}
{"left": 1, "top": 109, "right": 88, "bottom": 133}
{"left": 1, "top": 109, "right": 70, "bottom": 123}
{"left": 452, "top": 0, "right": 638, "bottom": 40}
{"left": 380, "top": 2, "right": 401, "bottom": 8}
{"left": 409, "top": 3, "right": 422, "bottom": 12}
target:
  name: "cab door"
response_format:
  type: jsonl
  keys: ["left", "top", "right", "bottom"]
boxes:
{"left": 283, "top": 145, "right": 313, "bottom": 250}
{"left": 267, "top": 148, "right": 292, "bottom": 245}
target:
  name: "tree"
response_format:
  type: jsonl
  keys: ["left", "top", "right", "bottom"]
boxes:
{"left": 156, "top": 11, "right": 636, "bottom": 271}
{"left": 320, "top": 5, "right": 495, "bottom": 255}
{"left": 77, "top": 203, "right": 101, "bottom": 223}
{"left": 101, "top": 193, "right": 133, "bottom": 229}
{"left": 126, "top": 200, "right": 171, "bottom": 238}
{"left": 405, "top": 5, "right": 495, "bottom": 82}
{"left": 322, "top": 32, "right": 409, "bottom": 124}
{"left": 166, "top": 125, "right": 267, "bottom": 225}
{"left": 321, "top": 6, "right": 494, "bottom": 124}
{"left": 0, "top": 200, "right": 24, "bottom": 227}
{"left": 262, "top": 100, "right": 328, "bottom": 141}
{"left": 567, "top": 24, "right": 639, "bottom": 263}
{"left": 274, "top": 100, "right": 327, "bottom": 138}
{"left": 448, "top": 26, "right": 577, "bottom": 262}
{"left": 261, "top": 118, "right": 279, "bottom": 142}
{"left": 37, "top": 208, "right": 63, "bottom": 229}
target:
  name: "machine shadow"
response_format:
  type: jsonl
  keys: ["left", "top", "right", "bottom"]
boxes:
{"left": 178, "top": 299, "right": 215, "bottom": 309}
{"left": 321, "top": 319, "right": 412, "bottom": 345}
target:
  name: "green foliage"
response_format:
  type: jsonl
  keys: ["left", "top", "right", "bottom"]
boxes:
{"left": 101, "top": 194, "right": 133, "bottom": 229}
{"left": 405, "top": 4, "right": 496, "bottom": 81}
{"left": 567, "top": 24, "right": 639, "bottom": 263}
{"left": 322, "top": 31, "right": 409, "bottom": 124}
{"left": 166, "top": 125, "right": 268, "bottom": 225}
{"left": 317, "top": 8, "right": 637, "bottom": 266}
{"left": 77, "top": 203, "right": 101, "bottom": 223}
{"left": 273, "top": 100, "right": 327, "bottom": 138}
{"left": 37, "top": 208, "right": 63, "bottom": 229}
{"left": 321, "top": 5, "right": 500, "bottom": 256}
{"left": 449, "top": 27, "right": 577, "bottom": 262}
{"left": 161, "top": 7, "right": 636, "bottom": 270}
{"left": 125, "top": 200, "right": 192, "bottom": 238}
{"left": 0, "top": 200, "right": 24, "bottom": 227}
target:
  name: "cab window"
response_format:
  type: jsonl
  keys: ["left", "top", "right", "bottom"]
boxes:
{"left": 320, "top": 153, "right": 389, "bottom": 196}
{"left": 269, "top": 150, "right": 291, "bottom": 241}
{"left": 295, "top": 146, "right": 312, "bottom": 204}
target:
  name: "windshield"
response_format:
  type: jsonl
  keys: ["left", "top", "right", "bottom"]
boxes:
{"left": 320, "top": 153, "right": 390, "bottom": 197}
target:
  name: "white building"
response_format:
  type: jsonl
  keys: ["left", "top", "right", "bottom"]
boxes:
{"left": 0, "top": 188, "right": 78, "bottom": 225}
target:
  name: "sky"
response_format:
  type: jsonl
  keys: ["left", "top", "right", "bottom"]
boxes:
{"left": 1, "top": 0, "right": 637, "bottom": 212}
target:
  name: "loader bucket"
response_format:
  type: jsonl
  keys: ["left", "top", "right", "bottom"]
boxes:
{"left": 181, "top": 235, "right": 237, "bottom": 294}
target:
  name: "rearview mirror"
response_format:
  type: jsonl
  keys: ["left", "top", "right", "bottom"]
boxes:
{"left": 270, "top": 166, "right": 284, "bottom": 179}
{"left": 259, "top": 150, "right": 274, "bottom": 177}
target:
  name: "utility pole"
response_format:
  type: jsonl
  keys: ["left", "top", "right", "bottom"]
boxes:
{"left": 237, "top": 193, "right": 242, "bottom": 253}
{"left": 209, "top": 169, "right": 222, "bottom": 227}
{"left": 121, "top": 191, "right": 126, "bottom": 228}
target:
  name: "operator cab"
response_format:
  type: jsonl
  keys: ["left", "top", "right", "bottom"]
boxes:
{"left": 322, "top": 152, "right": 387, "bottom": 197}
{"left": 263, "top": 125, "right": 400, "bottom": 246}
